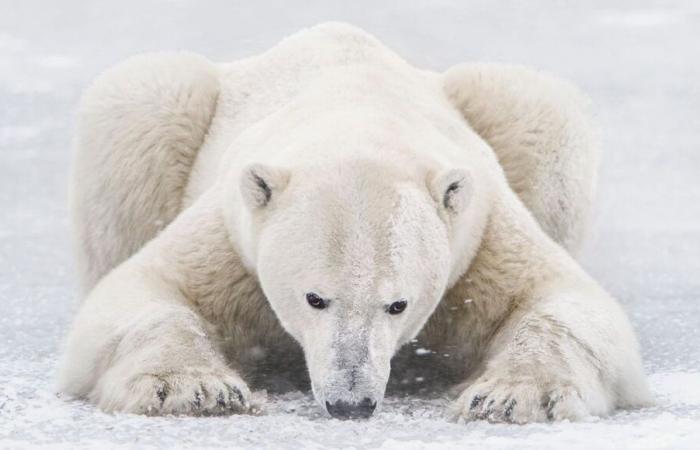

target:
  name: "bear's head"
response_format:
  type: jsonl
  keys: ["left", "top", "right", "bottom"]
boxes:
{"left": 227, "top": 155, "right": 487, "bottom": 419}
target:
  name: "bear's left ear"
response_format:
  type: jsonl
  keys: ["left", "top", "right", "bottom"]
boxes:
{"left": 240, "top": 163, "right": 290, "bottom": 209}
{"left": 429, "top": 168, "right": 473, "bottom": 215}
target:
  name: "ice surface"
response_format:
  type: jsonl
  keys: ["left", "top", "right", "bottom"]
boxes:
{"left": 1, "top": 1, "right": 699, "bottom": 448}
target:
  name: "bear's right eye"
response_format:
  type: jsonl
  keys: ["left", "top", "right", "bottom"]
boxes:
{"left": 306, "top": 293, "right": 327, "bottom": 310}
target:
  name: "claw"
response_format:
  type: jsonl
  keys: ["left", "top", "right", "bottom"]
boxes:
{"left": 226, "top": 384, "right": 247, "bottom": 410}
{"left": 216, "top": 390, "right": 226, "bottom": 409}
{"left": 545, "top": 397, "right": 557, "bottom": 421}
{"left": 470, "top": 394, "right": 486, "bottom": 410}
{"left": 504, "top": 399, "right": 517, "bottom": 420}
{"left": 193, "top": 385, "right": 205, "bottom": 410}
{"left": 481, "top": 398, "right": 497, "bottom": 420}
{"left": 155, "top": 385, "right": 168, "bottom": 406}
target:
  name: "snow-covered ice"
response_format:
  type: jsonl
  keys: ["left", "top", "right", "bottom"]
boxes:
{"left": 1, "top": 1, "right": 699, "bottom": 448}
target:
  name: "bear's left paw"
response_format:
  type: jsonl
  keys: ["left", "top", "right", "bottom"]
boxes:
{"left": 451, "top": 376, "right": 589, "bottom": 424}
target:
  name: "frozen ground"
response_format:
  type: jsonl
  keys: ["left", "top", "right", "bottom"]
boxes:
{"left": 1, "top": 0, "right": 699, "bottom": 448}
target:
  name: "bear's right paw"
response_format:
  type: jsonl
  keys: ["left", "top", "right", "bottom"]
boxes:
{"left": 97, "top": 367, "right": 261, "bottom": 416}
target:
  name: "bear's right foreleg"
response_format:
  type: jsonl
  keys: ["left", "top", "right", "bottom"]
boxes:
{"left": 58, "top": 275, "right": 258, "bottom": 416}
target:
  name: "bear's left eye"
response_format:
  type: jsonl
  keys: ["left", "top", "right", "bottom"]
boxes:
{"left": 386, "top": 300, "right": 408, "bottom": 315}
{"left": 306, "top": 292, "right": 328, "bottom": 310}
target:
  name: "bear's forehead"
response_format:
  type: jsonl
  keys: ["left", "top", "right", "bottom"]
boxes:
{"left": 288, "top": 179, "right": 443, "bottom": 297}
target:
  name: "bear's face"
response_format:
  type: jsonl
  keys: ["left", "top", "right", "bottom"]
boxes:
{"left": 232, "top": 160, "right": 480, "bottom": 418}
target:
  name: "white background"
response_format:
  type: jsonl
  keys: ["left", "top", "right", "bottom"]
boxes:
{"left": 1, "top": 1, "right": 699, "bottom": 448}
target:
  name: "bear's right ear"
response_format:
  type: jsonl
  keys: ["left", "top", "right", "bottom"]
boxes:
{"left": 429, "top": 168, "right": 473, "bottom": 215}
{"left": 240, "top": 163, "right": 290, "bottom": 209}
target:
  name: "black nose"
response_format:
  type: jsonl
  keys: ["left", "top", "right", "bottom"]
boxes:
{"left": 325, "top": 398, "right": 377, "bottom": 419}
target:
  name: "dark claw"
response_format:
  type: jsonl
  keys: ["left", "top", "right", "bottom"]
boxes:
{"left": 504, "top": 399, "right": 517, "bottom": 420}
{"left": 470, "top": 394, "right": 485, "bottom": 410}
{"left": 546, "top": 397, "right": 557, "bottom": 421}
{"left": 226, "top": 384, "right": 247, "bottom": 409}
{"left": 156, "top": 384, "right": 168, "bottom": 406}
{"left": 193, "top": 386, "right": 205, "bottom": 409}
{"left": 216, "top": 391, "right": 226, "bottom": 408}
{"left": 480, "top": 398, "right": 497, "bottom": 420}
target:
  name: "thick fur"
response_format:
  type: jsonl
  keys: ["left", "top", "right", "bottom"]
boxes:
{"left": 59, "top": 23, "right": 651, "bottom": 421}
{"left": 443, "top": 64, "right": 598, "bottom": 253}
{"left": 71, "top": 52, "right": 220, "bottom": 291}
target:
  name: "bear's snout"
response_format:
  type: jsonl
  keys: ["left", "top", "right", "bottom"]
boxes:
{"left": 325, "top": 398, "right": 377, "bottom": 419}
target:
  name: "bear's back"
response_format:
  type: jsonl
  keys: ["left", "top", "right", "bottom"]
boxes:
{"left": 183, "top": 22, "right": 430, "bottom": 204}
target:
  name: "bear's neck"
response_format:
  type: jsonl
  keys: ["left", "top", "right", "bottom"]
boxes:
{"left": 151, "top": 189, "right": 271, "bottom": 331}
{"left": 465, "top": 199, "right": 561, "bottom": 303}
{"left": 424, "top": 194, "right": 566, "bottom": 361}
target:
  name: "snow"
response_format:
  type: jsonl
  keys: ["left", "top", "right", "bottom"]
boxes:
{"left": 1, "top": 0, "right": 699, "bottom": 448}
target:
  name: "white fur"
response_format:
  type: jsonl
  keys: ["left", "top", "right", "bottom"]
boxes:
{"left": 58, "top": 23, "right": 651, "bottom": 421}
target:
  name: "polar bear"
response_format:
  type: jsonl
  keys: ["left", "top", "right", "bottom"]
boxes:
{"left": 58, "top": 23, "right": 651, "bottom": 422}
